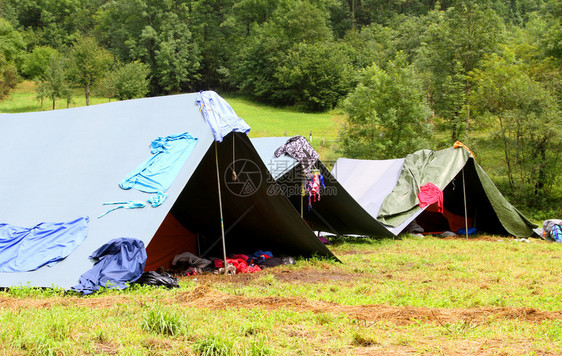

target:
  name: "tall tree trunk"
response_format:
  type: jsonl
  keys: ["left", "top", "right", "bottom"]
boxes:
{"left": 351, "top": 0, "right": 356, "bottom": 30}
{"left": 85, "top": 83, "right": 90, "bottom": 106}
{"left": 499, "top": 116, "right": 515, "bottom": 190}
{"left": 52, "top": 99, "right": 55, "bottom": 110}
{"left": 465, "top": 81, "right": 470, "bottom": 144}
{"left": 534, "top": 140, "right": 547, "bottom": 198}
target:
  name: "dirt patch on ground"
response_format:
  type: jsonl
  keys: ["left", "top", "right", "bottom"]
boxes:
{"left": 433, "top": 235, "right": 546, "bottom": 243}
{"left": 3, "top": 285, "right": 558, "bottom": 327}
{"left": 188, "top": 268, "right": 358, "bottom": 284}
{"left": 169, "top": 285, "right": 561, "bottom": 326}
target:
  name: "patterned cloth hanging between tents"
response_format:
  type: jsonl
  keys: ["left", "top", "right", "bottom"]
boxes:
{"left": 274, "top": 135, "right": 319, "bottom": 179}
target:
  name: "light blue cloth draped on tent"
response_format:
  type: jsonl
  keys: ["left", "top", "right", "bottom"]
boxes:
{"left": 119, "top": 132, "right": 198, "bottom": 193}
{"left": 196, "top": 90, "right": 251, "bottom": 142}
{"left": 0, "top": 217, "right": 89, "bottom": 272}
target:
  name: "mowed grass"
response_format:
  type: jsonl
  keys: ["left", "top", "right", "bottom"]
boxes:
{"left": 223, "top": 94, "right": 345, "bottom": 162}
{"left": 0, "top": 236, "right": 560, "bottom": 355}
{"left": 0, "top": 81, "right": 112, "bottom": 113}
{"left": 222, "top": 94, "right": 343, "bottom": 140}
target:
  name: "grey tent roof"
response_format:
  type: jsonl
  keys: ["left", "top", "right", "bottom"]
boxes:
{"left": 0, "top": 94, "right": 334, "bottom": 289}
{"left": 332, "top": 147, "right": 537, "bottom": 237}
{"left": 252, "top": 137, "right": 396, "bottom": 238}
{"left": 331, "top": 157, "right": 409, "bottom": 236}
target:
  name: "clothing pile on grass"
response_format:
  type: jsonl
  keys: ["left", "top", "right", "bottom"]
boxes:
{"left": 71, "top": 237, "right": 180, "bottom": 295}
{"left": 541, "top": 219, "right": 562, "bottom": 243}
{"left": 167, "top": 250, "right": 295, "bottom": 276}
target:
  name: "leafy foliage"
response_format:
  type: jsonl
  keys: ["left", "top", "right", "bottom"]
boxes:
{"left": 94, "top": 0, "right": 201, "bottom": 95}
{"left": 68, "top": 36, "right": 113, "bottom": 105}
{"left": 0, "top": 19, "right": 23, "bottom": 100}
{"left": 341, "top": 53, "right": 432, "bottom": 159}
{"left": 21, "top": 46, "right": 58, "bottom": 79}
{"left": 470, "top": 51, "right": 561, "bottom": 203}
{"left": 97, "top": 61, "right": 150, "bottom": 101}
{"left": 35, "top": 55, "right": 72, "bottom": 109}
{"left": 415, "top": 0, "right": 505, "bottom": 142}
{"left": 275, "top": 41, "right": 356, "bottom": 111}
{"left": 233, "top": 0, "right": 333, "bottom": 105}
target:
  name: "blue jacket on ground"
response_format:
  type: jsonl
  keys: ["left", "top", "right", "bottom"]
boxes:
{"left": 71, "top": 237, "right": 147, "bottom": 295}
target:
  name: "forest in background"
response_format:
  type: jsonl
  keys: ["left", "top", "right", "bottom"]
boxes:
{"left": 0, "top": 0, "right": 560, "bottom": 219}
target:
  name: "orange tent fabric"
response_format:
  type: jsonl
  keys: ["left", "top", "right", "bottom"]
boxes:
{"left": 144, "top": 213, "right": 196, "bottom": 271}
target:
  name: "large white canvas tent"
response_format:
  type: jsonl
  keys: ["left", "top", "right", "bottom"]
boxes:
{"left": 332, "top": 146, "right": 537, "bottom": 237}
{"left": 252, "top": 137, "right": 396, "bottom": 238}
{"left": 0, "top": 93, "right": 335, "bottom": 289}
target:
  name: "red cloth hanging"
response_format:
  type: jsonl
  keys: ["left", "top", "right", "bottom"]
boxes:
{"left": 418, "top": 182, "right": 443, "bottom": 213}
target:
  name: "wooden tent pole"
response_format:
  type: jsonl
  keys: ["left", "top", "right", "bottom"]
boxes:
{"left": 215, "top": 141, "right": 229, "bottom": 272}
{"left": 462, "top": 167, "right": 469, "bottom": 239}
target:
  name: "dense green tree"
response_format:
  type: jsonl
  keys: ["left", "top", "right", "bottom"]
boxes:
{"left": 340, "top": 53, "right": 432, "bottom": 159}
{"left": 0, "top": 18, "right": 24, "bottom": 100}
{"left": 0, "top": 53, "right": 18, "bottom": 101}
{"left": 540, "top": 0, "right": 562, "bottom": 61}
{"left": 1, "top": 0, "right": 83, "bottom": 49}
{"left": 95, "top": 0, "right": 200, "bottom": 94}
{"left": 437, "top": 61, "right": 467, "bottom": 141}
{"left": 98, "top": 61, "right": 150, "bottom": 101}
{"left": 68, "top": 36, "right": 113, "bottom": 105}
{"left": 275, "top": 41, "right": 355, "bottom": 111}
{"left": 234, "top": 0, "right": 333, "bottom": 106}
{"left": 21, "top": 46, "right": 58, "bottom": 79}
{"left": 0, "top": 17, "right": 26, "bottom": 68}
{"left": 189, "top": 0, "right": 241, "bottom": 90}
{"left": 415, "top": 1, "right": 505, "bottom": 143}
{"left": 35, "top": 55, "right": 72, "bottom": 110}
{"left": 342, "top": 24, "right": 395, "bottom": 70}
{"left": 471, "top": 51, "right": 561, "bottom": 202}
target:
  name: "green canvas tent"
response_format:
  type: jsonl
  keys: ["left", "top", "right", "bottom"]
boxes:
{"left": 332, "top": 146, "right": 537, "bottom": 237}
{"left": 0, "top": 93, "right": 335, "bottom": 289}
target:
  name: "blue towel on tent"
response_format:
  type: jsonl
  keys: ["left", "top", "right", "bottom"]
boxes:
{"left": 0, "top": 217, "right": 89, "bottom": 272}
{"left": 196, "top": 90, "right": 251, "bottom": 142}
{"left": 71, "top": 237, "right": 147, "bottom": 295}
{"left": 119, "top": 132, "right": 198, "bottom": 193}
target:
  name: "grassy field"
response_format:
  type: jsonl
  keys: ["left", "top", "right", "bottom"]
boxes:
{"left": 1, "top": 83, "right": 560, "bottom": 355}
{"left": 0, "top": 236, "right": 560, "bottom": 355}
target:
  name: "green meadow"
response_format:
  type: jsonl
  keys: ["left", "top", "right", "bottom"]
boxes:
{"left": 0, "top": 236, "right": 560, "bottom": 355}
{"left": 1, "top": 83, "right": 560, "bottom": 355}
